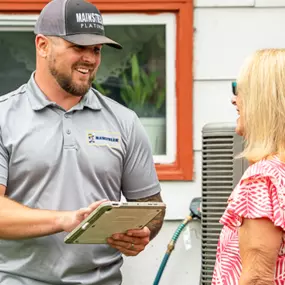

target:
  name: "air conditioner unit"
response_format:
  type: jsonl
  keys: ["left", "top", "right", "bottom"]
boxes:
{"left": 200, "top": 122, "right": 249, "bottom": 285}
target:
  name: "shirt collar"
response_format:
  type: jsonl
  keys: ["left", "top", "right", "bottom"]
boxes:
{"left": 26, "top": 72, "right": 102, "bottom": 111}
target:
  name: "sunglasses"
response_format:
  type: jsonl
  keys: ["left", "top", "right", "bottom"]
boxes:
{"left": 232, "top": 81, "right": 237, "bottom": 96}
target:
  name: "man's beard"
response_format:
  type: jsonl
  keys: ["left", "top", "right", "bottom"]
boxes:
{"left": 48, "top": 59, "right": 95, "bottom": 97}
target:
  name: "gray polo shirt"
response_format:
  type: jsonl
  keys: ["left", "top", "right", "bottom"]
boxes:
{"left": 0, "top": 73, "right": 161, "bottom": 285}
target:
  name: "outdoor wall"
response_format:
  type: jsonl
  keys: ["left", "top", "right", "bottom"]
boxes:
{"left": 121, "top": 1, "right": 285, "bottom": 284}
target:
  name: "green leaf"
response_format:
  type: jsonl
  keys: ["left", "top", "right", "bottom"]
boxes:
{"left": 93, "top": 81, "right": 111, "bottom": 96}
{"left": 155, "top": 89, "right": 166, "bottom": 110}
{"left": 120, "top": 53, "right": 166, "bottom": 116}
{"left": 131, "top": 54, "right": 140, "bottom": 86}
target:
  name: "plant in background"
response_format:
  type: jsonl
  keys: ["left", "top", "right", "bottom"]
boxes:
{"left": 93, "top": 81, "right": 111, "bottom": 96}
{"left": 120, "top": 54, "right": 165, "bottom": 117}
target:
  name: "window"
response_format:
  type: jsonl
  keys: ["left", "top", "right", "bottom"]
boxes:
{"left": 0, "top": 0, "right": 193, "bottom": 180}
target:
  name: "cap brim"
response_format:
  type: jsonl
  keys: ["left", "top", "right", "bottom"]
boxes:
{"left": 62, "top": 34, "right": 122, "bottom": 49}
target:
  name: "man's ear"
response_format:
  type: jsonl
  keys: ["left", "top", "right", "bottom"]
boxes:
{"left": 35, "top": 34, "right": 50, "bottom": 58}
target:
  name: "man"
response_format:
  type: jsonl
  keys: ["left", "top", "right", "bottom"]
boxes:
{"left": 0, "top": 0, "right": 165, "bottom": 284}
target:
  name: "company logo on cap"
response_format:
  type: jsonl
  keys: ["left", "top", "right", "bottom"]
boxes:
{"left": 76, "top": 12, "right": 104, "bottom": 30}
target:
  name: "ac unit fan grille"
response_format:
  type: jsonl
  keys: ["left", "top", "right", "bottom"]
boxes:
{"left": 201, "top": 135, "right": 234, "bottom": 285}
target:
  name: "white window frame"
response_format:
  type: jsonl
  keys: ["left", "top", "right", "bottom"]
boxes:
{"left": 0, "top": 13, "right": 176, "bottom": 164}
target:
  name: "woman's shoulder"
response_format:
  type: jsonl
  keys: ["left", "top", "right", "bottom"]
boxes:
{"left": 222, "top": 156, "right": 285, "bottom": 231}
{"left": 241, "top": 156, "right": 285, "bottom": 183}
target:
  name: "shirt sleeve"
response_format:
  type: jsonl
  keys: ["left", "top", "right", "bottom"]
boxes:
{"left": 0, "top": 128, "right": 8, "bottom": 186}
{"left": 121, "top": 114, "right": 161, "bottom": 200}
{"left": 220, "top": 161, "right": 285, "bottom": 231}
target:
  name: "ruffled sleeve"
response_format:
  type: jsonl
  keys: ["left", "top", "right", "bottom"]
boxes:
{"left": 220, "top": 158, "right": 285, "bottom": 231}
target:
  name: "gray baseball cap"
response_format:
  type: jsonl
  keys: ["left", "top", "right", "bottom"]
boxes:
{"left": 34, "top": 0, "right": 122, "bottom": 49}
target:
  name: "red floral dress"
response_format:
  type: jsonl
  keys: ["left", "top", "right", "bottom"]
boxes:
{"left": 212, "top": 156, "right": 285, "bottom": 285}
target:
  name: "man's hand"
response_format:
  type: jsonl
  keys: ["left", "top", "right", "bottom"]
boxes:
{"left": 107, "top": 226, "right": 151, "bottom": 256}
{"left": 57, "top": 200, "right": 107, "bottom": 233}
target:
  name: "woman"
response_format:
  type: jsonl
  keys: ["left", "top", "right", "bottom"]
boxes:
{"left": 212, "top": 49, "right": 285, "bottom": 285}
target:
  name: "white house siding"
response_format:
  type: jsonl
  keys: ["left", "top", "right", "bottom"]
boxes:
{"left": 122, "top": 1, "right": 285, "bottom": 284}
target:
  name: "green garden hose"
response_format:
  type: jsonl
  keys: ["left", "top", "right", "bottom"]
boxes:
{"left": 153, "top": 197, "right": 201, "bottom": 285}
{"left": 153, "top": 215, "right": 193, "bottom": 285}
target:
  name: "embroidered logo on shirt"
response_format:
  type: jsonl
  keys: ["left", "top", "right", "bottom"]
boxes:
{"left": 87, "top": 131, "right": 121, "bottom": 149}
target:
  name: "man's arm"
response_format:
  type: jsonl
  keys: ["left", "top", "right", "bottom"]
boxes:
{"left": 127, "top": 192, "right": 165, "bottom": 240}
{"left": 0, "top": 185, "right": 105, "bottom": 239}
{"left": 239, "top": 217, "right": 282, "bottom": 285}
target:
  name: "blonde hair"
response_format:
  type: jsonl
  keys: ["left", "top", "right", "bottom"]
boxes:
{"left": 237, "top": 49, "right": 285, "bottom": 163}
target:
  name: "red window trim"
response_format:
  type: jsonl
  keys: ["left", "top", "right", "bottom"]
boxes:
{"left": 0, "top": 0, "right": 194, "bottom": 181}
